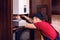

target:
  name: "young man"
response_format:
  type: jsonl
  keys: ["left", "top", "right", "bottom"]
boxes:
{"left": 21, "top": 13, "right": 60, "bottom": 40}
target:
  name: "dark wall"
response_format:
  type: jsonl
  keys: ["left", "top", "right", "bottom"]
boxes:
{"left": 52, "top": 0, "right": 60, "bottom": 15}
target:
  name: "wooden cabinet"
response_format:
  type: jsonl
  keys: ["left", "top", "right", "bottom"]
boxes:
{"left": 30, "top": 0, "right": 52, "bottom": 40}
{"left": 30, "top": 0, "right": 52, "bottom": 23}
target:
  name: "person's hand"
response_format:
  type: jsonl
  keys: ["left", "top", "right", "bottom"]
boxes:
{"left": 16, "top": 15, "right": 21, "bottom": 20}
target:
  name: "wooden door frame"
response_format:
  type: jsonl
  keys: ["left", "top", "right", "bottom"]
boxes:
{"left": 0, "top": 0, "right": 12, "bottom": 40}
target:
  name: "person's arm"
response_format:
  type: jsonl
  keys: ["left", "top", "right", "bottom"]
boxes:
{"left": 24, "top": 23, "right": 36, "bottom": 29}
{"left": 21, "top": 15, "right": 33, "bottom": 23}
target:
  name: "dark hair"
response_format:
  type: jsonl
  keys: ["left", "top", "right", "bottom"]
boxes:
{"left": 31, "top": 13, "right": 44, "bottom": 20}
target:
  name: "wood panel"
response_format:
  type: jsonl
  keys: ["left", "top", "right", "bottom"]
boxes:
{"left": 30, "top": 0, "right": 52, "bottom": 23}
{"left": 42, "top": 0, "right": 52, "bottom": 23}
{"left": 34, "top": 30, "right": 41, "bottom": 40}
{"left": 30, "top": 0, "right": 52, "bottom": 40}
{"left": 0, "top": 0, "right": 12, "bottom": 40}
{"left": 31, "top": 0, "right": 42, "bottom": 14}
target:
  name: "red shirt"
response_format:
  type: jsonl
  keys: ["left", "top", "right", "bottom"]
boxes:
{"left": 34, "top": 21, "right": 57, "bottom": 40}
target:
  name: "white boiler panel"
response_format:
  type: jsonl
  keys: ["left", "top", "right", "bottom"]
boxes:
{"left": 13, "top": 0, "right": 29, "bottom": 14}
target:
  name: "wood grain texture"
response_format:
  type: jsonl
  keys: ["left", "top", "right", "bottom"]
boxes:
{"left": 0, "top": 0, "right": 12, "bottom": 40}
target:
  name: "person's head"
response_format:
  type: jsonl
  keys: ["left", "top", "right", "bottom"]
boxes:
{"left": 31, "top": 13, "right": 44, "bottom": 23}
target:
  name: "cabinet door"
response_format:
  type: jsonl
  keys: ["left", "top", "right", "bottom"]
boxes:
{"left": 30, "top": 0, "right": 52, "bottom": 23}
{"left": 30, "top": 0, "right": 52, "bottom": 40}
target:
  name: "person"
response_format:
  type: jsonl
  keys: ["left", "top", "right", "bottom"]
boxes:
{"left": 21, "top": 13, "right": 60, "bottom": 40}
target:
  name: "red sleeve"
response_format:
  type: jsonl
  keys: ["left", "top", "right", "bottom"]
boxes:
{"left": 34, "top": 21, "right": 57, "bottom": 40}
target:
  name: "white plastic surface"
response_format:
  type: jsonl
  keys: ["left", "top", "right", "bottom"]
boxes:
{"left": 13, "top": 0, "right": 29, "bottom": 14}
